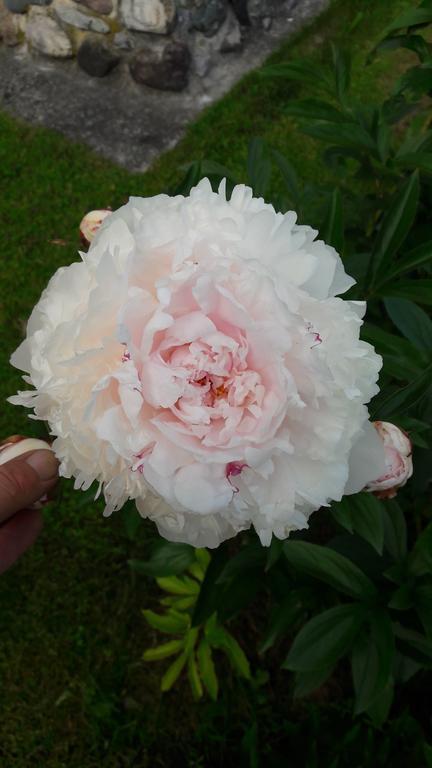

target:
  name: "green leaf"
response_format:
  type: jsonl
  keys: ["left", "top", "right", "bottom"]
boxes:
{"left": 371, "top": 363, "right": 432, "bottom": 419}
{"left": 143, "top": 639, "right": 185, "bottom": 662}
{"left": 205, "top": 621, "right": 251, "bottom": 679}
{"left": 283, "top": 603, "right": 366, "bottom": 672}
{"left": 301, "top": 122, "right": 376, "bottom": 153}
{"left": 128, "top": 542, "right": 195, "bottom": 577}
{"left": 410, "top": 522, "right": 432, "bottom": 575}
{"left": 393, "top": 623, "right": 432, "bottom": 665}
{"left": 384, "top": 8, "right": 432, "bottom": 34}
{"left": 156, "top": 575, "right": 200, "bottom": 596}
{"left": 352, "top": 611, "right": 394, "bottom": 715}
{"left": 142, "top": 609, "right": 190, "bottom": 634}
{"left": 382, "top": 278, "right": 432, "bottom": 305}
{"left": 371, "top": 171, "right": 420, "bottom": 285}
{"left": 424, "top": 742, "right": 432, "bottom": 768}
{"left": 284, "top": 98, "right": 348, "bottom": 123}
{"left": 394, "top": 151, "right": 432, "bottom": 174}
{"left": 321, "top": 187, "right": 344, "bottom": 253}
{"left": 283, "top": 540, "right": 377, "bottom": 600}
{"left": 160, "top": 596, "right": 196, "bottom": 611}
{"left": 195, "top": 548, "right": 211, "bottom": 571}
{"left": 191, "top": 546, "right": 230, "bottom": 627}
{"left": 373, "top": 34, "right": 432, "bottom": 63}
{"left": 384, "top": 298, "right": 432, "bottom": 353}
{"left": 187, "top": 652, "right": 203, "bottom": 700}
{"left": 259, "top": 58, "right": 331, "bottom": 89}
{"left": 197, "top": 639, "right": 219, "bottom": 701}
{"left": 365, "top": 680, "right": 394, "bottom": 727}
{"left": 160, "top": 652, "right": 188, "bottom": 692}
{"left": 259, "top": 592, "right": 304, "bottom": 653}
{"left": 381, "top": 239, "right": 432, "bottom": 282}
{"left": 396, "top": 64, "right": 432, "bottom": 98}
{"left": 330, "top": 498, "right": 354, "bottom": 533}
{"left": 247, "top": 138, "right": 271, "bottom": 198}
{"left": 349, "top": 493, "right": 385, "bottom": 555}
{"left": 382, "top": 501, "right": 407, "bottom": 561}
{"left": 414, "top": 584, "right": 432, "bottom": 638}
{"left": 271, "top": 149, "right": 300, "bottom": 207}
{"left": 293, "top": 665, "right": 335, "bottom": 698}
{"left": 331, "top": 44, "right": 351, "bottom": 105}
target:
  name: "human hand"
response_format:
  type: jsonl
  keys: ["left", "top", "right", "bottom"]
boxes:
{"left": 0, "top": 437, "right": 59, "bottom": 575}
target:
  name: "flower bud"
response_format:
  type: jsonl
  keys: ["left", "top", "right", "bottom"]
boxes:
{"left": 0, "top": 436, "right": 53, "bottom": 466}
{"left": 79, "top": 209, "right": 112, "bottom": 246}
{"left": 366, "top": 421, "right": 413, "bottom": 499}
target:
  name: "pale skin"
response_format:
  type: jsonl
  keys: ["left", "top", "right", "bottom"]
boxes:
{"left": 0, "top": 446, "right": 59, "bottom": 575}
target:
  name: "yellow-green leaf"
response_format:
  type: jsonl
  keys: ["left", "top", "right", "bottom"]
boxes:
{"left": 160, "top": 653, "right": 188, "bottom": 692}
{"left": 156, "top": 575, "right": 200, "bottom": 596}
{"left": 197, "top": 639, "right": 219, "bottom": 700}
{"left": 188, "top": 652, "right": 204, "bottom": 700}
{"left": 143, "top": 640, "right": 184, "bottom": 662}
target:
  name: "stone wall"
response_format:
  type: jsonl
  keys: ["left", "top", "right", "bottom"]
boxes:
{"left": 0, "top": 0, "right": 299, "bottom": 91}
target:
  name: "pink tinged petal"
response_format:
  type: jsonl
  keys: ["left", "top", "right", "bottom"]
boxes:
{"left": 141, "top": 358, "right": 185, "bottom": 409}
{"left": 164, "top": 312, "right": 217, "bottom": 345}
{"left": 173, "top": 464, "right": 234, "bottom": 514}
{"left": 344, "top": 420, "right": 387, "bottom": 495}
{"left": 365, "top": 421, "right": 413, "bottom": 498}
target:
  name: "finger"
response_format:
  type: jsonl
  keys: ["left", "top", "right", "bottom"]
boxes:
{"left": 0, "top": 450, "right": 59, "bottom": 524}
{"left": 0, "top": 508, "right": 43, "bottom": 575}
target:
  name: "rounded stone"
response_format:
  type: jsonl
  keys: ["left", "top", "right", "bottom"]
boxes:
{"left": 191, "top": 0, "right": 227, "bottom": 37}
{"left": 76, "top": 0, "right": 112, "bottom": 14}
{"left": 26, "top": 9, "right": 73, "bottom": 57}
{"left": 55, "top": 4, "right": 110, "bottom": 33}
{"left": 130, "top": 41, "right": 190, "bottom": 91}
{"left": 5, "top": 0, "right": 51, "bottom": 11}
{"left": 120, "top": 0, "right": 176, "bottom": 34}
{"left": 77, "top": 37, "right": 120, "bottom": 76}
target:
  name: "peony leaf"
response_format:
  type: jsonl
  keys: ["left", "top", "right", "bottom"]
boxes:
{"left": 371, "top": 171, "right": 420, "bottom": 286}
{"left": 283, "top": 603, "right": 366, "bottom": 672}
{"left": 129, "top": 542, "right": 195, "bottom": 577}
{"left": 379, "top": 239, "right": 432, "bottom": 283}
{"left": 349, "top": 493, "right": 385, "bottom": 555}
{"left": 259, "top": 592, "right": 304, "bottom": 653}
{"left": 351, "top": 611, "right": 394, "bottom": 714}
{"left": 321, "top": 187, "right": 344, "bottom": 254}
{"left": 284, "top": 98, "right": 348, "bottom": 123}
{"left": 197, "top": 639, "right": 219, "bottom": 701}
{"left": 382, "top": 500, "right": 407, "bottom": 562}
{"left": 382, "top": 278, "right": 432, "bottom": 305}
{"left": 143, "top": 639, "right": 185, "bottom": 662}
{"left": 384, "top": 298, "right": 432, "bottom": 353}
{"left": 283, "top": 540, "right": 377, "bottom": 600}
{"left": 293, "top": 665, "right": 335, "bottom": 698}
{"left": 160, "top": 652, "right": 188, "bottom": 692}
{"left": 372, "top": 363, "right": 432, "bottom": 419}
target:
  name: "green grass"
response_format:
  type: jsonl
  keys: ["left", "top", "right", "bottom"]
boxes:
{"left": 0, "top": 0, "right": 418, "bottom": 764}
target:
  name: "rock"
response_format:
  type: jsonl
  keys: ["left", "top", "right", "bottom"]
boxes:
{"left": 220, "top": 8, "right": 241, "bottom": 51}
{"left": 130, "top": 41, "right": 190, "bottom": 91}
{"left": 113, "top": 29, "right": 134, "bottom": 49}
{"left": 0, "top": 0, "right": 20, "bottom": 43}
{"left": 191, "top": 8, "right": 241, "bottom": 74}
{"left": 120, "top": 0, "right": 175, "bottom": 34}
{"left": 262, "top": 15, "right": 272, "bottom": 30}
{"left": 26, "top": 8, "right": 73, "bottom": 56}
{"left": 5, "top": 0, "right": 50, "bottom": 12}
{"left": 76, "top": 0, "right": 112, "bottom": 13}
{"left": 191, "top": 0, "right": 226, "bottom": 37}
{"left": 55, "top": 4, "right": 110, "bottom": 32}
{"left": 228, "top": 0, "right": 248, "bottom": 25}
{"left": 77, "top": 36, "right": 120, "bottom": 76}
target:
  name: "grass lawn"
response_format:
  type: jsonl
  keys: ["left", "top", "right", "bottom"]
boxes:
{"left": 0, "top": 0, "right": 418, "bottom": 765}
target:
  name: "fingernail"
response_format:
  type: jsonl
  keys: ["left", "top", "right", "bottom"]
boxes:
{"left": 26, "top": 450, "right": 59, "bottom": 482}
{"left": 0, "top": 437, "right": 53, "bottom": 466}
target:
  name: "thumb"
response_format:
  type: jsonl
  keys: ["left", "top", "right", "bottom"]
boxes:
{"left": 0, "top": 449, "right": 59, "bottom": 523}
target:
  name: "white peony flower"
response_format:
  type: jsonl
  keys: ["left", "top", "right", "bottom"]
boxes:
{"left": 366, "top": 421, "right": 413, "bottom": 499}
{"left": 9, "top": 179, "right": 386, "bottom": 548}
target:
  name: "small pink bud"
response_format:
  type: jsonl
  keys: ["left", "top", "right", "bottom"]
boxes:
{"left": 366, "top": 421, "right": 413, "bottom": 499}
{"left": 79, "top": 209, "right": 112, "bottom": 246}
